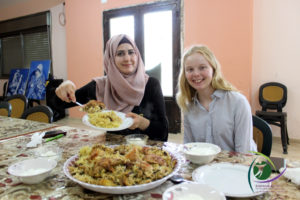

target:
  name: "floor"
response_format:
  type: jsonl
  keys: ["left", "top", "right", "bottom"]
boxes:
{"left": 54, "top": 116, "right": 300, "bottom": 161}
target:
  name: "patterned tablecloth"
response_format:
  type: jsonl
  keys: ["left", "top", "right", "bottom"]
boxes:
{"left": 0, "top": 119, "right": 300, "bottom": 200}
{"left": 0, "top": 116, "right": 57, "bottom": 140}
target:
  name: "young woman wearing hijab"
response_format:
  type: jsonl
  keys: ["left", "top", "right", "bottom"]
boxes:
{"left": 55, "top": 34, "right": 168, "bottom": 141}
{"left": 176, "top": 45, "right": 257, "bottom": 153}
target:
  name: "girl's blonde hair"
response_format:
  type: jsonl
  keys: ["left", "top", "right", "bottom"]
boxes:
{"left": 176, "top": 45, "right": 237, "bottom": 112}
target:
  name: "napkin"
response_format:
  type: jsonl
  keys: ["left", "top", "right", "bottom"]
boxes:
{"left": 280, "top": 167, "right": 300, "bottom": 185}
{"left": 26, "top": 132, "right": 45, "bottom": 148}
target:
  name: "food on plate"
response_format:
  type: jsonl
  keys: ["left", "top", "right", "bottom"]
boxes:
{"left": 88, "top": 111, "right": 122, "bottom": 128}
{"left": 80, "top": 100, "right": 105, "bottom": 113}
{"left": 19, "top": 168, "right": 49, "bottom": 176}
{"left": 68, "top": 144, "right": 177, "bottom": 186}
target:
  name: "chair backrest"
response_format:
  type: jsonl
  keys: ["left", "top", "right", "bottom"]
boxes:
{"left": 4, "top": 94, "right": 28, "bottom": 118}
{"left": 2, "top": 81, "right": 8, "bottom": 99}
{"left": 21, "top": 105, "right": 53, "bottom": 123}
{"left": 252, "top": 115, "right": 272, "bottom": 156}
{"left": 146, "top": 63, "right": 161, "bottom": 84}
{"left": 259, "top": 82, "right": 287, "bottom": 112}
{"left": 0, "top": 101, "right": 12, "bottom": 117}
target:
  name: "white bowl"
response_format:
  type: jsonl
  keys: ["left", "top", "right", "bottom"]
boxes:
{"left": 34, "top": 146, "right": 62, "bottom": 161}
{"left": 183, "top": 142, "right": 221, "bottom": 164}
{"left": 163, "top": 182, "right": 226, "bottom": 200}
{"left": 124, "top": 134, "right": 148, "bottom": 146}
{"left": 8, "top": 158, "right": 57, "bottom": 184}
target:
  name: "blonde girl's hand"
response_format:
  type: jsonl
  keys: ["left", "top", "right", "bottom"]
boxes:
{"left": 55, "top": 80, "right": 77, "bottom": 103}
{"left": 126, "top": 112, "right": 150, "bottom": 131}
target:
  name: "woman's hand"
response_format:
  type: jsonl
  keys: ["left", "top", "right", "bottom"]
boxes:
{"left": 55, "top": 80, "right": 76, "bottom": 102}
{"left": 126, "top": 112, "right": 150, "bottom": 131}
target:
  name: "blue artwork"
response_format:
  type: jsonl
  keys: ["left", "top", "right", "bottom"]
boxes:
{"left": 25, "top": 60, "right": 51, "bottom": 100}
{"left": 7, "top": 68, "right": 29, "bottom": 96}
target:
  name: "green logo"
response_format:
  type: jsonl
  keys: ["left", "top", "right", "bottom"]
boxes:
{"left": 248, "top": 151, "right": 286, "bottom": 193}
{"left": 253, "top": 161, "right": 272, "bottom": 180}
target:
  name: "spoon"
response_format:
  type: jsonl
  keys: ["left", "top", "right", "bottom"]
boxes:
{"left": 169, "top": 175, "right": 187, "bottom": 184}
{"left": 67, "top": 94, "right": 83, "bottom": 107}
{"left": 75, "top": 101, "right": 83, "bottom": 107}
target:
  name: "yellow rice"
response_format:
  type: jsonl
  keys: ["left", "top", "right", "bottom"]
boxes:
{"left": 88, "top": 111, "right": 122, "bottom": 128}
{"left": 68, "top": 144, "right": 176, "bottom": 186}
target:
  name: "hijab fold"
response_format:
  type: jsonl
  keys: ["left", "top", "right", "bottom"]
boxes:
{"left": 93, "top": 34, "right": 149, "bottom": 113}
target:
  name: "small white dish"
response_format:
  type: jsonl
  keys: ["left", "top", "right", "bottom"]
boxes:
{"left": 8, "top": 158, "right": 57, "bottom": 184}
{"left": 192, "top": 162, "right": 266, "bottom": 198}
{"left": 82, "top": 110, "right": 133, "bottom": 131}
{"left": 125, "top": 134, "right": 148, "bottom": 146}
{"left": 34, "top": 146, "right": 62, "bottom": 161}
{"left": 183, "top": 142, "right": 221, "bottom": 164}
{"left": 163, "top": 182, "right": 226, "bottom": 200}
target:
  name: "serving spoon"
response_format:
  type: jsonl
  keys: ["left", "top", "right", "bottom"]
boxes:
{"left": 169, "top": 175, "right": 188, "bottom": 184}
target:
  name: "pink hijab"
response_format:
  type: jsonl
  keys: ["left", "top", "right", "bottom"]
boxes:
{"left": 93, "top": 34, "right": 149, "bottom": 113}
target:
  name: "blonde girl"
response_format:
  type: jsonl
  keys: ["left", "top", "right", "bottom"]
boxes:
{"left": 176, "top": 45, "right": 257, "bottom": 153}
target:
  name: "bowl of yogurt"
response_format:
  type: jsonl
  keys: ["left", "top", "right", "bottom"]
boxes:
{"left": 8, "top": 158, "right": 57, "bottom": 184}
{"left": 183, "top": 142, "right": 221, "bottom": 165}
{"left": 125, "top": 134, "right": 148, "bottom": 146}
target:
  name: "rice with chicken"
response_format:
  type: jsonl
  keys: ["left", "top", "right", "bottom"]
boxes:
{"left": 68, "top": 144, "right": 177, "bottom": 186}
{"left": 88, "top": 111, "right": 122, "bottom": 128}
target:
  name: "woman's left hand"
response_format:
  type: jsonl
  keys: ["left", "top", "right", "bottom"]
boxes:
{"left": 126, "top": 112, "right": 150, "bottom": 131}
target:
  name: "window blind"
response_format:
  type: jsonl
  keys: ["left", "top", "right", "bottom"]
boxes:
{"left": 0, "top": 11, "right": 51, "bottom": 78}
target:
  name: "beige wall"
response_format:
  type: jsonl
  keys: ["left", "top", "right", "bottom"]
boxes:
{"left": 252, "top": 0, "right": 300, "bottom": 139}
{"left": 50, "top": 3, "right": 67, "bottom": 80}
{"left": 0, "top": 0, "right": 64, "bottom": 20}
{"left": 184, "top": 0, "right": 253, "bottom": 100}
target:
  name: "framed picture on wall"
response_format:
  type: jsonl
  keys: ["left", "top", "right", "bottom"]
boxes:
{"left": 7, "top": 68, "right": 30, "bottom": 96}
{"left": 25, "top": 60, "right": 51, "bottom": 100}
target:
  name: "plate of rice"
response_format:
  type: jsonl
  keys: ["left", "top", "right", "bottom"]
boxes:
{"left": 63, "top": 144, "right": 181, "bottom": 194}
{"left": 82, "top": 110, "right": 133, "bottom": 131}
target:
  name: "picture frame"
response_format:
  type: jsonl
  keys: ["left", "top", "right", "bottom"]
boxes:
{"left": 7, "top": 68, "right": 29, "bottom": 96}
{"left": 25, "top": 60, "right": 51, "bottom": 100}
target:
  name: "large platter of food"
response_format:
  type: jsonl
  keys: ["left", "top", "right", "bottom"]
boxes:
{"left": 63, "top": 144, "right": 181, "bottom": 194}
{"left": 82, "top": 110, "right": 133, "bottom": 131}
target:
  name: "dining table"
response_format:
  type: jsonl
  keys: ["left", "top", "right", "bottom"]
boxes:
{"left": 0, "top": 116, "right": 300, "bottom": 200}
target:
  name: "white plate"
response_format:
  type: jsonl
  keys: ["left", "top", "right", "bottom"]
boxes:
{"left": 192, "top": 162, "right": 265, "bottom": 198}
{"left": 163, "top": 182, "right": 226, "bottom": 200}
{"left": 82, "top": 110, "right": 133, "bottom": 131}
{"left": 63, "top": 148, "right": 182, "bottom": 194}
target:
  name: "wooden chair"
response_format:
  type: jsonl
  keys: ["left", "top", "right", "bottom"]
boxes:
{"left": 0, "top": 101, "right": 12, "bottom": 117}
{"left": 0, "top": 81, "right": 8, "bottom": 101}
{"left": 255, "top": 82, "right": 288, "bottom": 154}
{"left": 21, "top": 105, "right": 53, "bottom": 123}
{"left": 253, "top": 115, "right": 273, "bottom": 157}
{"left": 4, "top": 94, "right": 28, "bottom": 118}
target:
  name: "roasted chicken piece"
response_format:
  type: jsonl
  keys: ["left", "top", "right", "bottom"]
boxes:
{"left": 144, "top": 154, "right": 166, "bottom": 165}
{"left": 80, "top": 100, "right": 105, "bottom": 113}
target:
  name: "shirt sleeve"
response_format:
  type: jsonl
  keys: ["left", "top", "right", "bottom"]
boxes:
{"left": 53, "top": 80, "right": 96, "bottom": 109}
{"left": 183, "top": 114, "right": 195, "bottom": 143}
{"left": 233, "top": 94, "right": 255, "bottom": 153}
{"left": 139, "top": 77, "right": 169, "bottom": 141}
